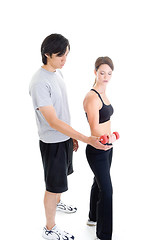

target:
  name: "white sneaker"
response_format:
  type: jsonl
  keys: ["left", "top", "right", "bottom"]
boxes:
{"left": 86, "top": 219, "right": 97, "bottom": 226}
{"left": 56, "top": 200, "right": 77, "bottom": 213}
{"left": 42, "top": 225, "right": 74, "bottom": 240}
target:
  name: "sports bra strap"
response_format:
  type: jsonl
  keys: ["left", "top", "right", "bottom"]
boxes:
{"left": 91, "top": 89, "right": 104, "bottom": 104}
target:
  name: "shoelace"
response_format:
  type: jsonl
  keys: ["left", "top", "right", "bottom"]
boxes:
{"left": 45, "top": 228, "right": 54, "bottom": 236}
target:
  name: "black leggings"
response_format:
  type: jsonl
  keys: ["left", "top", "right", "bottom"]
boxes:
{"left": 86, "top": 145, "right": 113, "bottom": 240}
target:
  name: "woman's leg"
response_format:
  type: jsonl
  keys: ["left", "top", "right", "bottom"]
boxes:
{"left": 96, "top": 160, "right": 112, "bottom": 240}
{"left": 89, "top": 177, "right": 99, "bottom": 222}
{"left": 87, "top": 147, "right": 113, "bottom": 240}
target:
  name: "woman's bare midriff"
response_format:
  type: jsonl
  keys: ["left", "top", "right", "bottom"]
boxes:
{"left": 91, "top": 120, "right": 111, "bottom": 137}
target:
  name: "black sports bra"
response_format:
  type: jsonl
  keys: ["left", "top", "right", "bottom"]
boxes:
{"left": 86, "top": 89, "right": 114, "bottom": 123}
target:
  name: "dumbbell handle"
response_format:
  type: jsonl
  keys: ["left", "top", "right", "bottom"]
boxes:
{"left": 100, "top": 132, "right": 120, "bottom": 144}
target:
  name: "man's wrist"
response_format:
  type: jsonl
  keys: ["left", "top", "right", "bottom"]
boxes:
{"left": 79, "top": 135, "right": 89, "bottom": 144}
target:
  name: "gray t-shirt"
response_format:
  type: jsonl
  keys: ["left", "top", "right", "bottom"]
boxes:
{"left": 29, "top": 67, "right": 70, "bottom": 143}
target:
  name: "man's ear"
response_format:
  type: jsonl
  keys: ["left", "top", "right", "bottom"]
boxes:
{"left": 45, "top": 53, "right": 49, "bottom": 58}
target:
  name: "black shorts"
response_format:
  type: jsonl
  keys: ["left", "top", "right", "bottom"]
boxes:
{"left": 39, "top": 138, "right": 73, "bottom": 193}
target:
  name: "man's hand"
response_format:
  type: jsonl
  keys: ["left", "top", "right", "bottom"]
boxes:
{"left": 73, "top": 139, "right": 79, "bottom": 152}
{"left": 88, "top": 136, "right": 113, "bottom": 151}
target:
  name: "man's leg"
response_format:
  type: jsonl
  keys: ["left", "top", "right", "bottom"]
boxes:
{"left": 43, "top": 191, "right": 75, "bottom": 240}
{"left": 44, "top": 191, "right": 57, "bottom": 230}
{"left": 56, "top": 193, "right": 61, "bottom": 204}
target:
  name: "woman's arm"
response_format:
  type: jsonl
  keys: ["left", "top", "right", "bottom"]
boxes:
{"left": 84, "top": 94, "right": 111, "bottom": 137}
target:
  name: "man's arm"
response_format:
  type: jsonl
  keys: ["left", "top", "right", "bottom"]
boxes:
{"left": 39, "top": 105, "right": 112, "bottom": 150}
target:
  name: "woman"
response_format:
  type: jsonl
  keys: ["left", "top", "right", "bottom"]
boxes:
{"left": 83, "top": 56, "right": 116, "bottom": 240}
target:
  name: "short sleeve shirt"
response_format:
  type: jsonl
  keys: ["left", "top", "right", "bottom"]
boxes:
{"left": 29, "top": 67, "right": 70, "bottom": 143}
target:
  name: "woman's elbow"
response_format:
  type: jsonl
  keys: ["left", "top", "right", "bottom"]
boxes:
{"left": 90, "top": 126, "right": 100, "bottom": 137}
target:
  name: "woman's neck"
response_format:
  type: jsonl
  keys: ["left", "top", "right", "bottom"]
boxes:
{"left": 93, "top": 83, "right": 106, "bottom": 94}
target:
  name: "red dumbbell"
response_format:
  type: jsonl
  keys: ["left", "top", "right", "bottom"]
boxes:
{"left": 100, "top": 135, "right": 109, "bottom": 144}
{"left": 113, "top": 131, "right": 120, "bottom": 140}
{"left": 100, "top": 132, "right": 120, "bottom": 144}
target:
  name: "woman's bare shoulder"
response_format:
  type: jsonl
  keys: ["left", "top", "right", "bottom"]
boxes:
{"left": 84, "top": 90, "right": 98, "bottom": 101}
{"left": 83, "top": 91, "right": 99, "bottom": 110}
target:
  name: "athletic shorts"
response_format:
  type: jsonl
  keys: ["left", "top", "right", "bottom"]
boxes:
{"left": 39, "top": 138, "right": 73, "bottom": 193}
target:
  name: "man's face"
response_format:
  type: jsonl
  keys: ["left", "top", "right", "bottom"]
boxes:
{"left": 46, "top": 46, "right": 69, "bottom": 70}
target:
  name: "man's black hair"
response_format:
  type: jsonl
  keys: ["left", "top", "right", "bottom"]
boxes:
{"left": 41, "top": 34, "right": 70, "bottom": 64}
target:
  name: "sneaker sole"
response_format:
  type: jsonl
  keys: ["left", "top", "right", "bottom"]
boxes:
{"left": 86, "top": 222, "right": 97, "bottom": 226}
{"left": 42, "top": 232, "right": 74, "bottom": 240}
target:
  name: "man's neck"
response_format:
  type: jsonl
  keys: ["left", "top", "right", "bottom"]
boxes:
{"left": 42, "top": 64, "right": 56, "bottom": 72}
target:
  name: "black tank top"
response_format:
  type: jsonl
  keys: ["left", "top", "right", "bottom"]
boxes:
{"left": 86, "top": 89, "right": 114, "bottom": 123}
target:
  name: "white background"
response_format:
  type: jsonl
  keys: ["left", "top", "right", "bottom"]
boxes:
{"left": 1, "top": 0, "right": 160, "bottom": 239}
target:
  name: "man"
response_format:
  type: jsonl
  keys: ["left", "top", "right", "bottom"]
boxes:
{"left": 29, "top": 33, "right": 110, "bottom": 240}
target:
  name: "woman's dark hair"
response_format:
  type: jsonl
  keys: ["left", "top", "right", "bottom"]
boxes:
{"left": 95, "top": 56, "right": 114, "bottom": 71}
{"left": 41, "top": 34, "right": 70, "bottom": 64}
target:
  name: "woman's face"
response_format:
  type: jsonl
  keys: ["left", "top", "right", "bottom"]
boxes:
{"left": 95, "top": 64, "right": 112, "bottom": 84}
